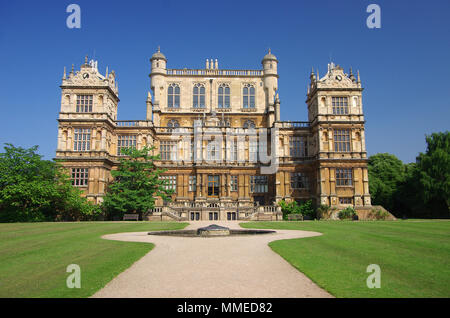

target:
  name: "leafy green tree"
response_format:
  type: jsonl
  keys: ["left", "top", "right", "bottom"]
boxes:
{"left": 102, "top": 146, "right": 173, "bottom": 220}
{"left": 393, "top": 162, "right": 437, "bottom": 218}
{"left": 368, "top": 153, "right": 406, "bottom": 213}
{"left": 0, "top": 144, "right": 99, "bottom": 222}
{"left": 416, "top": 132, "right": 449, "bottom": 216}
{"left": 369, "top": 132, "right": 449, "bottom": 218}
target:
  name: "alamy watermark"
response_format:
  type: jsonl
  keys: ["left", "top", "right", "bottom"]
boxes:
{"left": 366, "top": 264, "right": 381, "bottom": 288}
{"left": 366, "top": 4, "right": 381, "bottom": 29}
{"left": 66, "top": 264, "right": 81, "bottom": 288}
{"left": 167, "top": 124, "right": 280, "bottom": 174}
{"left": 66, "top": 4, "right": 81, "bottom": 29}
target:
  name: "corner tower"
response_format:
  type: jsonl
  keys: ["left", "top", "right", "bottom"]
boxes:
{"left": 56, "top": 56, "right": 119, "bottom": 203}
{"left": 307, "top": 63, "right": 371, "bottom": 208}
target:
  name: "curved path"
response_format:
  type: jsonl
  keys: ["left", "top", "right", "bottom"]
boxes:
{"left": 92, "top": 221, "right": 333, "bottom": 298}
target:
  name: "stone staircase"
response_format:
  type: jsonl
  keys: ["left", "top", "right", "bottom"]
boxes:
{"left": 147, "top": 202, "right": 282, "bottom": 221}
{"left": 146, "top": 206, "right": 187, "bottom": 221}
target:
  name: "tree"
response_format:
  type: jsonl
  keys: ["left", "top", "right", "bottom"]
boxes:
{"left": 102, "top": 146, "right": 174, "bottom": 220}
{"left": 368, "top": 153, "right": 406, "bottom": 213}
{"left": 395, "top": 162, "right": 424, "bottom": 218}
{"left": 416, "top": 132, "right": 449, "bottom": 216}
{"left": 0, "top": 144, "right": 99, "bottom": 222}
{"left": 368, "top": 132, "right": 449, "bottom": 218}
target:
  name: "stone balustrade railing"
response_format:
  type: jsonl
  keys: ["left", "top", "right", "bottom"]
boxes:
{"left": 116, "top": 120, "right": 152, "bottom": 127}
{"left": 278, "top": 121, "right": 310, "bottom": 129}
{"left": 167, "top": 69, "right": 263, "bottom": 76}
{"left": 154, "top": 127, "right": 194, "bottom": 134}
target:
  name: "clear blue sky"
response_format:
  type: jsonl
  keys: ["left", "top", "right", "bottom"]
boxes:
{"left": 0, "top": 0, "right": 449, "bottom": 163}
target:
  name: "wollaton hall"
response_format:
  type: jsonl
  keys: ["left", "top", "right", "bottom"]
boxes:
{"left": 55, "top": 48, "right": 372, "bottom": 221}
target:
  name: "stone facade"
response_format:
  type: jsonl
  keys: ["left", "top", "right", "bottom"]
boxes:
{"left": 55, "top": 49, "right": 371, "bottom": 221}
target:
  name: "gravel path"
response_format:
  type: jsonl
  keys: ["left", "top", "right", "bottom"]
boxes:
{"left": 92, "top": 221, "right": 333, "bottom": 298}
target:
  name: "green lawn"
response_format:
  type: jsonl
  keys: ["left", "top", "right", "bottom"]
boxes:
{"left": 0, "top": 221, "right": 187, "bottom": 298}
{"left": 241, "top": 220, "right": 450, "bottom": 298}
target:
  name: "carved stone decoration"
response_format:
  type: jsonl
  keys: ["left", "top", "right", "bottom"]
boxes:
{"left": 61, "top": 60, "right": 119, "bottom": 96}
{"left": 314, "top": 63, "right": 361, "bottom": 90}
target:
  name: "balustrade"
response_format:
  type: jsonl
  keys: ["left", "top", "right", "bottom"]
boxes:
{"left": 166, "top": 69, "right": 264, "bottom": 76}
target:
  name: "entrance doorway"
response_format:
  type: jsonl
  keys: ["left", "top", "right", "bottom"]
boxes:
{"left": 254, "top": 196, "right": 265, "bottom": 206}
{"left": 207, "top": 175, "right": 219, "bottom": 197}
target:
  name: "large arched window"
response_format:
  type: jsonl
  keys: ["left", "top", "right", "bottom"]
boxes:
{"left": 218, "top": 84, "right": 230, "bottom": 108}
{"left": 242, "top": 84, "right": 255, "bottom": 108}
{"left": 193, "top": 83, "right": 205, "bottom": 108}
{"left": 168, "top": 83, "right": 180, "bottom": 108}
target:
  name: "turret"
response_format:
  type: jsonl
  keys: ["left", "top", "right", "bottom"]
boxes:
{"left": 262, "top": 49, "right": 279, "bottom": 109}
{"left": 149, "top": 46, "right": 167, "bottom": 108}
{"left": 150, "top": 46, "right": 167, "bottom": 71}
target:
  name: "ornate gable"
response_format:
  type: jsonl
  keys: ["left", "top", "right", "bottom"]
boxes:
{"left": 61, "top": 57, "right": 119, "bottom": 97}
{"left": 309, "top": 63, "right": 361, "bottom": 96}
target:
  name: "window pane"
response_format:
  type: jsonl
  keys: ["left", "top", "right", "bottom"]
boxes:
{"left": 193, "top": 95, "right": 198, "bottom": 107}
{"left": 200, "top": 95, "right": 205, "bottom": 107}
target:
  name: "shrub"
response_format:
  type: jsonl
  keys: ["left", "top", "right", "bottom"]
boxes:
{"left": 278, "top": 199, "right": 315, "bottom": 220}
{"left": 298, "top": 200, "right": 315, "bottom": 219}
{"left": 278, "top": 200, "right": 300, "bottom": 220}
{"left": 338, "top": 207, "right": 357, "bottom": 220}
{"left": 316, "top": 204, "right": 332, "bottom": 220}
